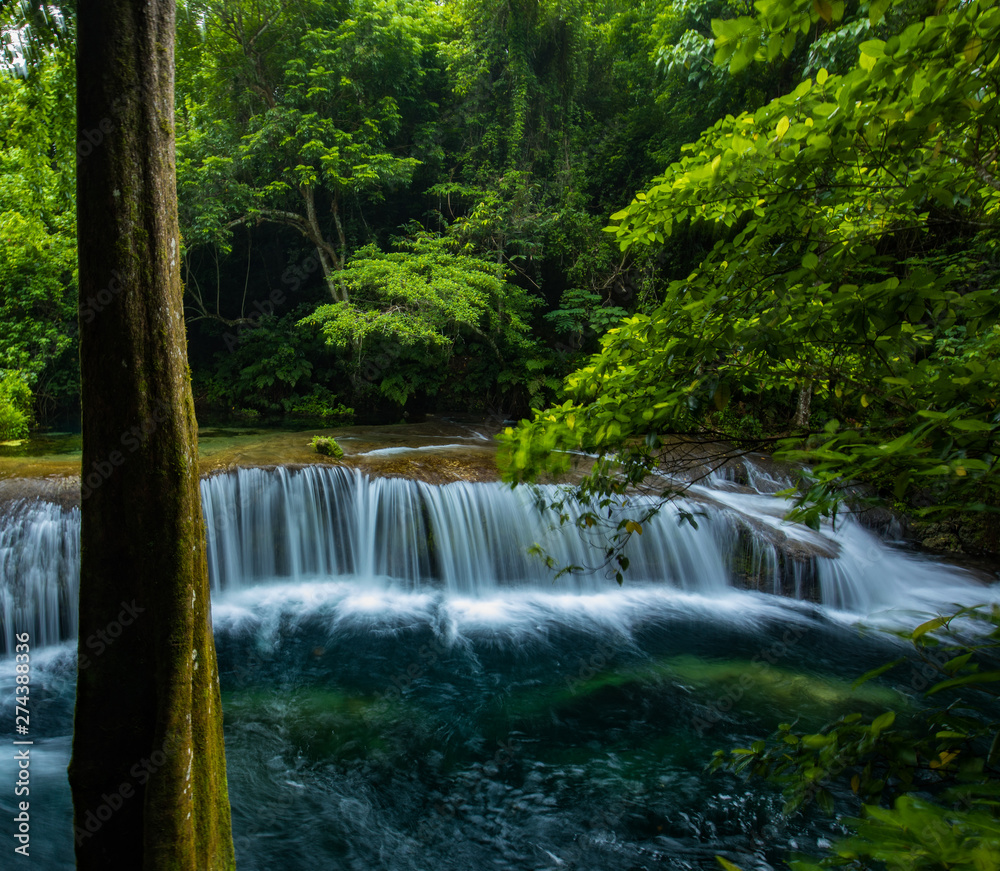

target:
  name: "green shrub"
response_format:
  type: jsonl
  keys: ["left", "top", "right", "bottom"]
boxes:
{"left": 0, "top": 371, "right": 33, "bottom": 440}
{"left": 710, "top": 404, "right": 765, "bottom": 447}
{"left": 310, "top": 436, "right": 343, "bottom": 458}
{"left": 199, "top": 310, "right": 344, "bottom": 418}
{"left": 284, "top": 387, "right": 354, "bottom": 424}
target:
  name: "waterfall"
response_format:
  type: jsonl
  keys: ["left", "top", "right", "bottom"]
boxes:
{"left": 0, "top": 464, "right": 987, "bottom": 653}
{"left": 7, "top": 457, "right": 993, "bottom": 871}
{"left": 0, "top": 499, "right": 80, "bottom": 654}
{"left": 199, "top": 465, "right": 733, "bottom": 595}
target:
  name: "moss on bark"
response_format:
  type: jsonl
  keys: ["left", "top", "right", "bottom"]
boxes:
{"left": 69, "top": 0, "right": 235, "bottom": 867}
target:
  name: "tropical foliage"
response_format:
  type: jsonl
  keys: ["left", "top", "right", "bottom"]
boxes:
{"left": 712, "top": 605, "right": 1000, "bottom": 870}
{"left": 168, "top": 0, "right": 681, "bottom": 420}
{"left": 500, "top": 0, "right": 1000, "bottom": 529}
{"left": 176, "top": 0, "right": 430, "bottom": 297}
{"left": 3, "top": 0, "right": 1000, "bottom": 551}
{"left": 0, "top": 369, "right": 33, "bottom": 440}
{"left": 300, "top": 233, "right": 540, "bottom": 405}
{"left": 5, "top": 0, "right": 1000, "bottom": 862}
{"left": 0, "top": 44, "right": 77, "bottom": 419}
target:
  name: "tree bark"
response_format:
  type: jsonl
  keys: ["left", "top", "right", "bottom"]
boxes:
{"left": 253, "top": 193, "right": 347, "bottom": 301}
{"left": 794, "top": 380, "right": 813, "bottom": 429}
{"left": 70, "top": 0, "right": 235, "bottom": 867}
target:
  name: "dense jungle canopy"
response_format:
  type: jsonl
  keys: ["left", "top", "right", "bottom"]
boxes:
{"left": 1, "top": 0, "right": 999, "bottom": 531}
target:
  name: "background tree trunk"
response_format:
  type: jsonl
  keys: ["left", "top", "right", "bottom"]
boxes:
{"left": 69, "top": 0, "right": 235, "bottom": 867}
{"left": 793, "top": 380, "right": 812, "bottom": 430}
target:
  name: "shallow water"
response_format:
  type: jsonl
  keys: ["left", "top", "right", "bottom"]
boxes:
{"left": 0, "top": 418, "right": 501, "bottom": 484}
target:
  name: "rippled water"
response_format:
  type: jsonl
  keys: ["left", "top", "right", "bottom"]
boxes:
{"left": 2, "top": 589, "right": 912, "bottom": 870}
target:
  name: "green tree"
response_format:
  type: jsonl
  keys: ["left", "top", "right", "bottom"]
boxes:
{"left": 0, "top": 370, "right": 33, "bottom": 440}
{"left": 432, "top": 0, "right": 666, "bottom": 293}
{"left": 501, "top": 0, "right": 1000, "bottom": 528}
{"left": 301, "top": 232, "right": 541, "bottom": 407}
{"left": 198, "top": 307, "right": 351, "bottom": 418}
{"left": 0, "top": 41, "right": 78, "bottom": 419}
{"left": 69, "top": 0, "right": 234, "bottom": 864}
{"left": 176, "top": 0, "right": 430, "bottom": 303}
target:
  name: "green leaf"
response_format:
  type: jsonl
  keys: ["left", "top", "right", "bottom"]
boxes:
{"left": 869, "top": 0, "right": 890, "bottom": 25}
{"left": 911, "top": 616, "right": 949, "bottom": 640}
{"left": 852, "top": 658, "right": 905, "bottom": 689}
{"left": 926, "top": 671, "right": 1000, "bottom": 696}
{"left": 871, "top": 711, "right": 895, "bottom": 734}
{"left": 951, "top": 419, "right": 993, "bottom": 432}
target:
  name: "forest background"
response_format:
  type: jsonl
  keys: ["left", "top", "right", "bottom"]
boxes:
{"left": 2, "top": 0, "right": 999, "bottom": 548}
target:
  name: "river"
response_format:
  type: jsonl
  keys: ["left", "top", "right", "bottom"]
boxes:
{"left": 0, "top": 420, "right": 995, "bottom": 868}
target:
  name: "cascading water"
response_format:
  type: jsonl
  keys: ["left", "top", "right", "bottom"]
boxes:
{"left": 1, "top": 454, "right": 995, "bottom": 870}
{"left": 0, "top": 499, "right": 79, "bottom": 654}
{"left": 199, "top": 465, "right": 734, "bottom": 596}
{"left": 1, "top": 463, "right": 983, "bottom": 652}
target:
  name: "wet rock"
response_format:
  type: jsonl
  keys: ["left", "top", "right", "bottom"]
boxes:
{"left": 0, "top": 475, "right": 80, "bottom": 509}
{"left": 717, "top": 517, "right": 834, "bottom": 602}
{"left": 910, "top": 513, "right": 1000, "bottom": 561}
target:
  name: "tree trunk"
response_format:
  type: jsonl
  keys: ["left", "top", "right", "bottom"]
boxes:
{"left": 70, "top": 0, "right": 235, "bottom": 868}
{"left": 794, "top": 380, "right": 813, "bottom": 429}
{"left": 304, "top": 184, "right": 345, "bottom": 301}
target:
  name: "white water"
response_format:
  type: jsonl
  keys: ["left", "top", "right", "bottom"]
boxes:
{"left": 0, "top": 499, "right": 80, "bottom": 653}
{"left": 200, "top": 465, "right": 734, "bottom": 595}
{"left": 0, "top": 463, "right": 991, "bottom": 653}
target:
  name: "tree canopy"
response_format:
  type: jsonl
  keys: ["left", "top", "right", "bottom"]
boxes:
{"left": 3, "top": 0, "right": 999, "bottom": 541}
{"left": 300, "top": 232, "right": 540, "bottom": 405}
{"left": 500, "top": 0, "right": 1000, "bottom": 528}
{"left": 0, "top": 43, "right": 77, "bottom": 417}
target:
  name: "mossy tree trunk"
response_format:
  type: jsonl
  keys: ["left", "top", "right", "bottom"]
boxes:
{"left": 69, "top": 0, "right": 235, "bottom": 867}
